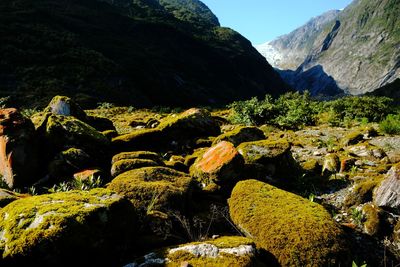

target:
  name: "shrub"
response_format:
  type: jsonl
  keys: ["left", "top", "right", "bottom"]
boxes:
{"left": 380, "top": 114, "right": 400, "bottom": 134}
{"left": 325, "top": 96, "right": 393, "bottom": 126}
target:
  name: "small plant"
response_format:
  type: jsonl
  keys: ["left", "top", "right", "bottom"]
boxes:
{"left": 21, "top": 108, "right": 39, "bottom": 118}
{"left": 352, "top": 260, "right": 367, "bottom": 267}
{"left": 97, "top": 102, "right": 115, "bottom": 109}
{"left": 308, "top": 193, "right": 316, "bottom": 202}
{"left": 351, "top": 208, "right": 364, "bottom": 226}
{"left": 47, "top": 175, "right": 103, "bottom": 193}
{"left": 379, "top": 114, "right": 400, "bottom": 135}
{"left": 48, "top": 182, "right": 72, "bottom": 193}
{"left": 146, "top": 190, "right": 162, "bottom": 215}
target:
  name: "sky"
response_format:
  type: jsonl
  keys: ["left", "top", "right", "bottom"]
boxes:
{"left": 201, "top": 0, "right": 353, "bottom": 45}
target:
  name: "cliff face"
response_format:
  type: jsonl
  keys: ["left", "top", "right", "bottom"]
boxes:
{"left": 257, "top": 0, "right": 400, "bottom": 96}
{"left": 0, "top": 0, "right": 288, "bottom": 108}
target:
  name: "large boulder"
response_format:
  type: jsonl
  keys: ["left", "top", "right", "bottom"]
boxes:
{"left": 228, "top": 180, "right": 350, "bottom": 266}
{"left": 40, "top": 114, "right": 110, "bottom": 156}
{"left": 190, "top": 141, "right": 244, "bottom": 189}
{"left": 0, "top": 189, "right": 137, "bottom": 266}
{"left": 237, "top": 139, "right": 293, "bottom": 178}
{"left": 374, "top": 163, "right": 400, "bottom": 211}
{"left": 107, "top": 167, "right": 193, "bottom": 213}
{"left": 111, "top": 159, "right": 162, "bottom": 177}
{"left": 0, "top": 108, "right": 38, "bottom": 189}
{"left": 212, "top": 126, "right": 265, "bottom": 146}
{"left": 124, "top": 236, "right": 270, "bottom": 267}
{"left": 111, "top": 151, "right": 164, "bottom": 165}
{"left": 112, "top": 108, "right": 220, "bottom": 152}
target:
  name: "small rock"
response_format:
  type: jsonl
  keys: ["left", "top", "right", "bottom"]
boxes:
{"left": 374, "top": 164, "right": 400, "bottom": 211}
{"left": 322, "top": 153, "right": 340, "bottom": 175}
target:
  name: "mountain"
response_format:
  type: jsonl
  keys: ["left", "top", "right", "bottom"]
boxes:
{"left": 256, "top": 0, "right": 400, "bottom": 97}
{"left": 255, "top": 10, "right": 340, "bottom": 70}
{"left": 0, "top": 0, "right": 288, "bottom": 108}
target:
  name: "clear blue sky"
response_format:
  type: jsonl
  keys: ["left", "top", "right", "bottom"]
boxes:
{"left": 201, "top": 0, "right": 353, "bottom": 45}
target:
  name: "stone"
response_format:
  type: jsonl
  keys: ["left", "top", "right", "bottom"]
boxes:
{"left": 322, "top": 153, "right": 340, "bottom": 175}
{"left": 374, "top": 164, "right": 400, "bottom": 211}
{"left": 0, "top": 108, "right": 38, "bottom": 189}
{"left": 228, "top": 180, "right": 350, "bottom": 266}
{"left": 212, "top": 126, "right": 265, "bottom": 146}
{"left": 125, "top": 237, "right": 264, "bottom": 267}
{"left": 73, "top": 169, "right": 103, "bottom": 182}
{"left": 0, "top": 189, "right": 137, "bottom": 266}
{"left": 111, "top": 159, "right": 161, "bottom": 177}
{"left": 111, "top": 151, "right": 164, "bottom": 165}
{"left": 237, "top": 138, "right": 292, "bottom": 178}
{"left": 190, "top": 141, "right": 244, "bottom": 188}
{"left": 85, "top": 115, "right": 116, "bottom": 132}
{"left": 107, "top": 167, "right": 193, "bottom": 212}
{"left": 40, "top": 114, "right": 110, "bottom": 156}
{"left": 44, "top": 95, "right": 87, "bottom": 121}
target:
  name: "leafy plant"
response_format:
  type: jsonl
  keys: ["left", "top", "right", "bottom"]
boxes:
{"left": 379, "top": 114, "right": 400, "bottom": 134}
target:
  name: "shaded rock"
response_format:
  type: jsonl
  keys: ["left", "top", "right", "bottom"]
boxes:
{"left": 339, "top": 158, "right": 356, "bottom": 173}
{"left": 107, "top": 167, "right": 193, "bottom": 212}
{"left": 362, "top": 203, "right": 381, "bottom": 236}
{"left": 369, "top": 136, "right": 400, "bottom": 163}
{"left": 44, "top": 95, "right": 87, "bottom": 121}
{"left": 112, "top": 108, "right": 220, "bottom": 152}
{"left": 165, "top": 155, "right": 187, "bottom": 173}
{"left": 0, "top": 189, "right": 136, "bottom": 266}
{"left": 190, "top": 141, "right": 244, "bottom": 189}
{"left": 102, "top": 130, "right": 119, "bottom": 140}
{"left": 158, "top": 108, "right": 220, "bottom": 139}
{"left": 112, "top": 151, "right": 164, "bottom": 165}
{"left": 374, "top": 164, "right": 400, "bottom": 211}
{"left": 85, "top": 115, "right": 116, "bottom": 132}
{"left": 212, "top": 126, "right": 265, "bottom": 146}
{"left": 112, "top": 129, "right": 164, "bottom": 152}
{"left": 228, "top": 180, "right": 350, "bottom": 266}
{"left": 111, "top": 159, "right": 161, "bottom": 177}
{"left": 0, "top": 189, "right": 20, "bottom": 207}
{"left": 0, "top": 108, "right": 38, "bottom": 189}
{"left": 341, "top": 130, "right": 364, "bottom": 146}
{"left": 41, "top": 114, "right": 110, "bottom": 155}
{"left": 125, "top": 236, "right": 268, "bottom": 267}
{"left": 346, "top": 144, "right": 373, "bottom": 158}
{"left": 237, "top": 139, "right": 292, "bottom": 178}
{"left": 322, "top": 153, "right": 340, "bottom": 175}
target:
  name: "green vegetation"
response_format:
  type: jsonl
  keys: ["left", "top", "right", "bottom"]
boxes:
{"left": 229, "top": 93, "right": 396, "bottom": 129}
{"left": 380, "top": 114, "right": 400, "bottom": 134}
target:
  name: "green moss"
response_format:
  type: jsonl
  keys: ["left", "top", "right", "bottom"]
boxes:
{"left": 341, "top": 129, "right": 364, "bottom": 147}
{"left": 44, "top": 95, "right": 87, "bottom": 121}
{"left": 212, "top": 126, "right": 265, "bottom": 146}
{"left": 0, "top": 189, "right": 136, "bottom": 265}
{"left": 112, "top": 151, "right": 164, "bottom": 165}
{"left": 184, "top": 148, "right": 208, "bottom": 167}
{"left": 45, "top": 114, "right": 110, "bottom": 151}
{"left": 237, "top": 139, "right": 290, "bottom": 164}
{"left": 111, "top": 159, "right": 161, "bottom": 177}
{"left": 228, "top": 180, "right": 350, "bottom": 266}
{"left": 107, "top": 167, "right": 193, "bottom": 212}
{"left": 61, "top": 148, "right": 92, "bottom": 168}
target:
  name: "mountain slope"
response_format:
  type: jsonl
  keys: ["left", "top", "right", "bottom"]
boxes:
{"left": 0, "top": 0, "right": 288, "bottom": 108}
{"left": 255, "top": 10, "right": 340, "bottom": 70}
{"left": 257, "top": 0, "right": 400, "bottom": 96}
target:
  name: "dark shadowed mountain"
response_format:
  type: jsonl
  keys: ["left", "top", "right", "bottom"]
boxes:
{"left": 0, "top": 0, "right": 289, "bottom": 108}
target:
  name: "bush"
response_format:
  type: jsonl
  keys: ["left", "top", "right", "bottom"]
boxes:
{"left": 380, "top": 114, "right": 400, "bottom": 134}
{"left": 228, "top": 91, "right": 319, "bottom": 129}
{"left": 325, "top": 96, "right": 393, "bottom": 126}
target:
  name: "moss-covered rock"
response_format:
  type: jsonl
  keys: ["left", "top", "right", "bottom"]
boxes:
{"left": 190, "top": 141, "right": 244, "bottom": 189}
{"left": 228, "top": 180, "right": 350, "bottom": 266}
{"left": 111, "top": 159, "right": 161, "bottom": 177}
{"left": 362, "top": 203, "right": 381, "bottom": 236}
{"left": 44, "top": 95, "right": 87, "bottom": 121}
{"left": 112, "top": 151, "right": 164, "bottom": 165}
{"left": 344, "top": 175, "right": 384, "bottom": 207}
{"left": 107, "top": 167, "right": 193, "bottom": 213}
{"left": 341, "top": 129, "right": 365, "bottom": 147}
{"left": 0, "top": 189, "right": 136, "bottom": 266}
{"left": 212, "top": 126, "right": 265, "bottom": 146}
{"left": 237, "top": 139, "right": 292, "bottom": 178}
{"left": 127, "top": 236, "right": 268, "bottom": 267}
{"left": 112, "top": 108, "right": 220, "bottom": 152}
{"left": 158, "top": 108, "right": 220, "bottom": 139}
{"left": 112, "top": 129, "right": 164, "bottom": 152}
{"left": 102, "top": 129, "right": 119, "bottom": 140}
{"left": 41, "top": 114, "right": 110, "bottom": 155}
{"left": 85, "top": 115, "right": 115, "bottom": 132}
